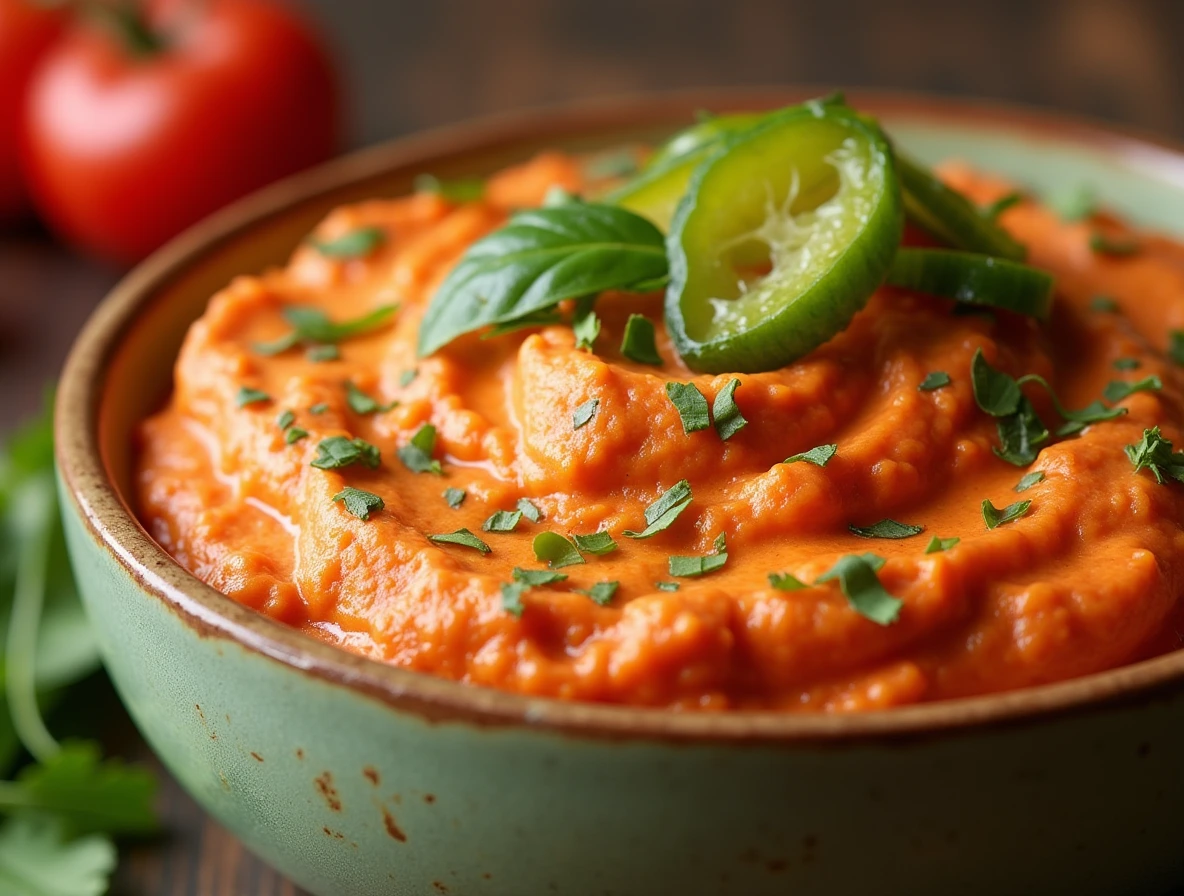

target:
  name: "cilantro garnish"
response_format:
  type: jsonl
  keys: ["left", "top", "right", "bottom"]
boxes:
{"left": 1124, "top": 427, "right": 1184, "bottom": 485}
{"left": 572, "top": 399, "right": 599, "bottom": 430}
{"left": 665, "top": 382, "right": 710, "bottom": 434}
{"left": 428, "top": 529, "right": 491, "bottom": 553}
{"left": 981, "top": 498, "right": 1031, "bottom": 529}
{"left": 306, "top": 344, "right": 340, "bottom": 362}
{"left": 924, "top": 536, "right": 960, "bottom": 554}
{"left": 918, "top": 371, "right": 951, "bottom": 392}
{"left": 767, "top": 572, "right": 806, "bottom": 591}
{"left": 1102, "top": 375, "right": 1162, "bottom": 403}
{"left": 572, "top": 532, "right": 617, "bottom": 555}
{"left": 620, "top": 314, "right": 662, "bottom": 365}
{"left": 500, "top": 582, "right": 527, "bottom": 617}
{"left": 532, "top": 532, "right": 585, "bottom": 568}
{"left": 816, "top": 554, "right": 901, "bottom": 625}
{"left": 397, "top": 424, "right": 442, "bottom": 475}
{"left": 482, "top": 510, "right": 522, "bottom": 533}
{"left": 668, "top": 533, "right": 728, "bottom": 578}
{"left": 512, "top": 568, "right": 568, "bottom": 586}
{"left": 783, "top": 444, "right": 837, "bottom": 467}
{"left": 1089, "top": 233, "right": 1139, "bottom": 257}
{"left": 1112, "top": 358, "right": 1141, "bottom": 371}
{"left": 311, "top": 436, "right": 381, "bottom": 471}
{"left": 623, "top": 479, "right": 692, "bottom": 539}
{"left": 346, "top": 382, "right": 396, "bottom": 415}
{"left": 309, "top": 226, "right": 386, "bottom": 259}
{"left": 235, "top": 386, "right": 270, "bottom": 408}
{"left": 848, "top": 519, "right": 924, "bottom": 539}
{"left": 655, "top": 582, "right": 680, "bottom": 592}
{"left": 712, "top": 379, "right": 747, "bottom": 440}
{"left": 285, "top": 427, "right": 309, "bottom": 445}
{"left": 399, "top": 369, "right": 418, "bottom": 388}
{"left": 1169, "top": 331, "right": 1184, "bottom": 366}
{"left": 332, "top": 487, "right": 384, "bottom": 520}
{"left": 516, "top": 498, "right": 543, "bottom": 523}
{"left": 573, "top": 311, "right": 601, "bottom": 352}
{"left": 310, "top": 402, "right": 329, "bottom": 415}
{"left": 276, "top": 410, "right": 295, "bottom": 431}
{"left": 443, "top": 487, "right": 466, "bottom": 508}
{"left": 575, "top": 581, "right": 619, "bottom": 605}
{"left": 1014, "top": 470, "right": 1045, "bottom": 492}
{"left": 254, "top": 305, "right": 397, "bottom": 356}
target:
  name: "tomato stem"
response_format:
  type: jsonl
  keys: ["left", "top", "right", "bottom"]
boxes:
{"left": 89, "top": 1, "right": 168, "bottom": 58}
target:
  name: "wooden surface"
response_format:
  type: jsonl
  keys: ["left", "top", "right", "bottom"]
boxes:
{"left": 3, "top": 0, "right": 1184, "bottom": 892}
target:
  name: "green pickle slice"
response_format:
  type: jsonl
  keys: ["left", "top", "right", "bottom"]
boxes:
{"left": 665, "top": 105, "right": 903, "bottom": 373}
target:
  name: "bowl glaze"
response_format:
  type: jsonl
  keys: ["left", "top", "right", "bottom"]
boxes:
{"left": 56, "top": 90, "right": 1184, "bottom": 896}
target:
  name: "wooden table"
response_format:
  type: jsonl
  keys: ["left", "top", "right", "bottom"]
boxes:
{"left": 4, "top": 0, "right": 1184, "bottom": 891}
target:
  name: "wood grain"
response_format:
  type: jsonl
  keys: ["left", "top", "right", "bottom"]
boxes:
{"left": 2, "top": 1, "right": 1182, "bottom": 891}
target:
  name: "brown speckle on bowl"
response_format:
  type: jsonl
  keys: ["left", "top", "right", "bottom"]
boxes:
{"left": 295, "top": 747, "right": 305, "bottom": 760}
{"left": 423, "top": 793, "right": 436, "bottom": 804}
{"left": 250, "top": 751, "right": 264, "bottom": 762}
{"left": 381, "top": 803, "right": 407, "bottom": 842}
{"left": 314, "top": 771, "right": 342, "bottom": 812}
{"left": 363, "top": 766, "right": 380, "bottom": 786}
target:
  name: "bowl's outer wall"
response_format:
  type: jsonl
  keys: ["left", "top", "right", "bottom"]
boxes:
{"left": 58, "top": 92, "right": 1184, "bottom": 895}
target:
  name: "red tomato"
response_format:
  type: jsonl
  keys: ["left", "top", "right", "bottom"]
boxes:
{"left": 0, "top": 0, "right": 67, "bottom": 223}
{"left": 21, "top": 0, "right": 340, "bottom": 264}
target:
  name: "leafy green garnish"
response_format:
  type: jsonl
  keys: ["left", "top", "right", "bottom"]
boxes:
{"left": 970, "top": 349, "right": 1021, "bottom": 416}
{"left": 982, "top": 192, "right": 1022, "bottom": 220}
{"left": 414, "top": 174, "right": 485, "bottom": 203}
{"left": 1124, "top": 427, "right": 1184, "bottom": 485}
{"left": 284, "top": 427, "right": 309, "bottom": 445}
{"left": 1112, "top": 358, "right": 1141, "bottom": 371}
{"left": 1169, "top": 331, "right": 1184, "bottom": 365}
{"left": 572, "top": 399, "right": 599, "bottom": 430}
{"left": 532, "top": 532, "right": 585, "bottom": 568}
{"left": 306, "top": 344, "right": 341, "bottom": 362}
{"left": 399, "top": 368, "right": 418, "bottom": 388}
{"left": 993, "top": 398, "right": 1049, "bottom": 465}
{"left": 254, "top": 305, "right": 397, "bottom": 356}
{"left": 1090, "top": 295, "right": 1119, "bottom": 313}
{"left": 417, "top": 202, "right": 667, "bottom": 356}
{"left": 443, "top": 487, "right": 466, "bottom": 508}
{"left": 623, "top": 480, "right": 692, "bottom": 539}
{"left": 482, "top": 510, "right": 522, "bottom": 533}
{"left": 573, "top": 311, "right": 601, "bottom": 351}
{"left": 1014, "top": 470, "right": 1045, "bottom": 492}
{"left": 515, "top": 498, "right": 542, "bottom": 523}
{"left": 428, "top": 529, "right": 491, "bottom": 553}
{"left": 572, "top": 532, "right": 617, "bottom": 555}
{"left": 1089, "top": 233, "right": 1139, "bottom": 257}
{"left": 918, "top": 371, "right": 951, "bottom": 392}
{"left": 924, "top": 536, "right": 960, "bottom": 554}
{"left": 512, "top": 568, "right": 568, "bottom": 587}
{"left": 346, "top": 382, "right": 396, "bottom": 415}
{"left": 655, "top": 582, "right": 680, "bottom": 592}
{"left": 620, "top": 314, "right": 663, "bottom": 365}
{"left": 276, "top": 410, "right": 295, "bottom": 430}
{"left": 816, "top": 554, "right": 901, "bottom": 625}
{"left": 1047, "top": 184, "right": 1095, "bottom": 221}
{"left": 665, "top": 382, "right": 710, "bottom": 434}
{"left": 311, "top": 436, "right": 381, "bottom": 471}
{"left": 235, "top": 386, "right": 270, "bottom": 408}
{"left": 309, "top": 226, "right": 386, "bottom": 259}
{"left": 575, "top": 581, "right": 619, "bottom": 605}
{"left": 981, "top": 498, "right": 1031, "bottom": 529}
{"left": 1102, "top": 375, "right": 1162, "bottom": 403}
{"left": 396, "top": 424, "right": 442, "bottom": 475}
{"left": 500, "top": 582, "right": 527, "bottom": 617}
{"left": 332, "top": 487, "right": 384, "bottom": 520}
{"left": 848, "top": 519, "right": 924, "bottom": 539}
{"left": 0, "top": 816, "right": 115, "bottom": 896}
{"left": 668, "top": 553, "right": 727, "bottom": 578}
{"left": 310, "top": 402, "right": 329, "bottom": 415}
{"left": 712, "top": 379, "right": 747, "bottom": 440}
{"left": 783, "top": 444, "right": 837, "bottom": 467}
{"left": 767, "top": 572, "right": 806, "bottom": 591}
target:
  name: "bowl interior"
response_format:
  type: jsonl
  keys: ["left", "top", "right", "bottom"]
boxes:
{"left": 72, "top": 88, "right": 1184, "bottom": 740}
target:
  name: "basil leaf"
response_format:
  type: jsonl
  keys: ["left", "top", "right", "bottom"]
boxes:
{"left": 429, "top": 528, "right": 491, "bottom": 553}
{"left": 624, "top": 479, "right": 692, "bottom": 539}
{"left": 311, "top": 436, "right": 381, "bottom": 470}
{"left": 668, "top": 552, "right": 727, "bottom": 578}
{"left": 575, "top": 581, "right": 619, "bottom": 605}
{"left": 1169, "top": 331, "right": 1184, "bottom": 365}
{"left": 1089, "top": 233, "right": 1139, "bottom": 256}
{"left": 981, "top": 498, "right": 1031, "bottom": 529}
{"left": 500, "top": 582, "right": 527, "bottom": 617}
{"left": 443, "top": 487, "right": 466, "bottom": 508}
{"left": 512, "top": 567, "right": 567, "bottom": 586}
{"left": 397, "top": 424, "right": 442, "bottom": 475}
{"left": 767, "top": 572, "right": 806, "bottom": 591}
{"left": 982, "top": 192, "right": 1022, "bottom": 220}
{"left": 418, "top": 203, "right": 667, "bottom": 356}
{"left": 310, "top": 226, "right": 385, "bottom": 258}
{"left": 1090, "top": 295, "right": 1119, "bottom": 313}
{"left": 848, "top": 519, "right": 924, "bottom": 539}
{"left": 1113, "top": 358, "right": 1141, "bottom": 371}
{"left": 572, "top": 399, "right": 599, "bottom": 430}
{"left": 573, "top": 311, "right": 601, "bottom": 351}
{"left": 924, "top": 536, "right": 959, "bottom": 554}
{"left": 414, "top": 173, "right": 485, "bottom": 203}
{"left": 399, "top": 369, "right": 418, "bottom": 388}
{"left": 783, "top": 444, "right": 837, "bottom": 467}
{"left": 572, "top": 532, "right": 617, "bottom": 555}
{"left": 1102, "top": 375, "right": 1162, "bottom": 403}
{"left": 816, "top": 554, "right": 902, "bottom": 625}
{"left": 712, "top": 379, "right": 747, "bottom": 440}
{"left": 346, "top": 382, "right": 395, "bottom": 415}
{"left": 532, "top": 532, "right": 585, "bottom": 568}
{"left": 1014, "top": 471, "right": 1045, "bottom": 492}
{"left": 970, "top": 349, "right": 1021, "bottom": 416}
{"left": 516, "top": 498, "right": 543, "bottom": 523}
{"left": 620, "top": 314, "right": 663, "bottom": 365}
{"left": 994, "top": 397, "right": 1049, "bottom": 466}
{"left": 918, "top": 371, "right": 951, "bottom": 392}
{"left": 235, "top": 387, "right": 270, "bottom": 408}
{"left": 483, "top": 310, "right": 564, "bottom": 339}
{"left": 332, "top": 487, "right": 384, "bottom": 520}
{"left": 665, "top": 382, "right": 710, "bottom": 434}
{"left": 285, "top": 427, "right": 308, "bottom": 445}
{"left": 482, "top": 510, "right": 522, "bottom": 533}
{"left": 1124, "top": 426, "right": 1184, "bottom": 485}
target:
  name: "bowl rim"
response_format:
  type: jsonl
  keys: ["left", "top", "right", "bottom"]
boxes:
{"left": 55, "top": 86, "right": 1184, "bottom": 744}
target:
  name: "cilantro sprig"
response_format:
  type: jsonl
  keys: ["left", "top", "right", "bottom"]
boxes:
{"left": 254, "top": 305, "right": 397, "bottom": 357}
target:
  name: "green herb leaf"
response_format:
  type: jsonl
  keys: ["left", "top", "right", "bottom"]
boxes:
{"left": 918, "top": 371, "right": 951, "bottom": 392}
{"left": 982, "top": 192, "right": 1022, "bottom": 220}
{"left": 254, "top": 305, "right": 397, "bottom": 356}
{"left": 816, "top": 554, "right": 902, "bottom": 625}
{"left": 311, "top": 436, "right": 381, "bottom": 471}
{"left": 848, "top": 519, "right": 924, "bottom": 539}
{"left": 981, "top": 498, "right": 1031, "bottom": 529}
{"left": 575, "top": 581, "right": 619, "bottom": 605}
{"left": 767, "top": 572, "right": 806, "bottom": 591}
{"left": 417, "top": 203, "right": 667, "bottom": 356}
{"left": 712, "top": 378, "right": 747, "bottom": 440}
{"left": 397, "top": 424, "right": 442, "bottom": 475}
{"left": 532, "top": 532, "right": 585, "bottom": 568}
{"left": 1014, "top": 470, "right": 1045, "bottom": 492}
{"left": 1089, "top": 233, "right": 1140, "bottom": 257}
{"left": 1090, "top": 295, "right": 1119, "bottom": 313}
{"left": 310, "top": 226, "right": 386, "bottom": 259}
{"left": 572, "top": 399, "right": 599, "bottom": 430}
{"left": 668, "top": 552, "right": 728, "bottom": 578}
{"left": 783, "top": 444, "right": 837, "bottom": 467}
{"left": 1169, "top": 331, "right": 1184, "bottom": 365}
{"left": 970, "top": 349, "right": 1021, "bottom": 416}
{"left": 310, "top": 402, "right": 329, "bottom": 415}
{"left": 399, "top": 368, "right": 418, "bottom": 388}
{"left": 619, "top": 314, "right": 663, "bottom": 365}
{"left": 572, "top": 532, "right": 617, "bottom": 555}
{"left": 414, "top": 173, "right": 485, "bottom": 203}
{"left": 276, "top": 410, "right": 295, "bottom": 430}
{"left": 513, "top": 498, "right": 542, "bottom": 523}
{"left": 482, "top": 510, "right": 522, "bottom": 533}
{"left": 235, "top": 386, "right": 270, "bottom": 408}
{"left": 1124, "top": 426, "right": 1184, "bottom": 485}
{"left": 0, "top": 816, "right": 115, "bottom": 896}
{"left": 1102, "top": 375, "right": 1162, "bottom": 403}
{"left": 994, "top": 397, "right": 1049, "bottom": 465}
{"left": 1047, "top": 184, "right": 1095, "bottom": 221}
{"left": 346, "top": 382, "right": 396, "bottom": 415}
{"left": 655, "top": 581, "right": 680, "bottom": 592}
{"left": 665, "top": 382, "right": 710, "bottom": 434}
{"left": 284, "top": 426, "right": 309, "bottom": 445}
{"left": 623, "top": 479, "right": 692, "bottom": 539}
{"left": 332, "top": 486, "right": 384, "bottom": 520}
{"left": 573, "top": 311, "right": 601, "bottom": 351}
{"left": 500, "top": 582, "right": 527, "bottom": 617}
{"left": 306, "top": 344, "right": 340, "bottom": 362}
{"left": 924, "top": 536, "right": 960, "bottom": 554}
{"left": 443, "top": 487, "right": 466, "bottom": 508}
{"left": 512, "top": 568, "right": 568, "bottom": 586}
{"left": 429, "top": 528, "right": 491, "bottom": 553}
{"left": 1113, "top": 357, "right": 1141, "bottom": 371}
{"left": 483, "top": 310, "right": 564, "bottom": 339}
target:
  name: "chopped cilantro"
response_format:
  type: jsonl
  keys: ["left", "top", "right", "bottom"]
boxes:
{"left": 1014, "top": 470, "right": 1045, "bottom": 492}
{"left": 712, "top": 378, "right": 747, "bottom": 440}
{"left": 253, "top": 305, "right": 397, "bottom": 356}
{"left": 397, "top": 424, "right": 442, "bottom": 475}
{"left": 306, "top": 344, "right": 340, "bottom": 362}
{"left": 767, "top": 572, "right": 807, "bottom": 591}
{"left": 575, "top": 581, "right": 619, "bottom": 605}
{"left": 532, "top": 532, "right": 585, "bottom": 568}
{"left": 1124, "top": 426, "right": 1184, "bottom": 485}
{"left": 572, "top": 532, "right": 617, "bottom": 555}
{"left": 428, "top": 528, "right": 491, "bottom": 553}
{"left": 918, "top": 371, "right": 951, "bottom": 391}
{"left": 482, "top": 510, "right": 522, "bottom": 533}
{"left": 668, "top": 552, "right": 727, "bottom": 578}
{"left": 1169, "top": 331, "right": 1184, "bottom": 366}
{"left": 848, "top": 519, "right": 925, "bottom": 539}
{"left": 783, "top": 444, "right": 837, "bottom": 467}
{"left": 500, "top": 582, "right": 527, "bottom": 617}
{"left": 665, "top": 382, "right": 710, "bottom": 434}
{"left": 924, "top": 535, "right": 960, "bottom": 554}
{"left": 235, "top": 386, "right": 270, "bottom": 408}
{"left": 981, "top": 498, "right": 1031, "bottom": 529}
{"left": 573, "top": 311, "right": 601, "bottom": 351}
{"left": 309, "top": 226, "right": 386, "bottom": 259}
{"left": 311, "top": 436, "right": 381, "bottom": 470}
{"left": 623, "top": 479, "right": 692, "bottom": 539}
{"left": 443, "top": 487, "right": 466, "bottom": 508}
{"left": 276, "top": 410, "right": 295, "bottom": 430}
{"left": 346, "top": 382, "right": 396, "bottom": 415}
{"left": 516, "top": 498, "right": 543, "bottom": 523}
{"left": 332, "top": 486, "right": 384, "bottom": 520}
{"left": 285, "top": 427, "right": 309, "bottom": 445}
{"left": 655, "top": 581, "right": 680, "bottom": 592}
{"left": 310, "top": 402, "right": 329, "bottom": 414}
{"left": 1102, "top": 375, "right": 1162, "bottom": 403}
{"left": 512, "top": 568, "right": 568, "bottom": 586}
{"left": 619, "top": 314, "right": 662, "bottom": 365}
{"left": 399, "top": 368, "right": 418, "bottom": 388}
{"left": 816, "top": 554, "right": 901, "bottom": 625}
{"left": 573, "top": 398, "right": 599, "bottom": 430}
{"left": 1112, "top": 357, "right": 1141, "bottom": 371}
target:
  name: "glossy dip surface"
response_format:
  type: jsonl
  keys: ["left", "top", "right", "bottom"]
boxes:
{"left": 135, "top": 142, "right": 1184, "bottom": 712}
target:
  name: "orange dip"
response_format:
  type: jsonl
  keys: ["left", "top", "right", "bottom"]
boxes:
{"left": 136, "top": 151, "right": 1184, "bottom": 711}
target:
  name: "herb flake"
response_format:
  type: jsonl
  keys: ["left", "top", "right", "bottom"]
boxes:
{"left": 235, "top": 386, "right": 270, "bottom": 408}
{"left": 848, "top": 519, "right": 925, "bottom": 539}
{"left": 623, "top": 479, "right": 692, "bottom": 539}
{"left": 573, "top": 399, "right": 599, "bottom": 430}
{"left": 783, "top": 444, "right": 837, "bottom": 467}
{"left": 443, "top": 487, "right": 466, "bottom": 508}
{"left": 918, "top": 371, "right": 951, "bottom": 392}
{"left": 575, "top": 581, "right": 619, "bottom": 605}
{"left": 620, "top": 314, "right": 662, "bottom": 365}
{"left": 924, "top": 536, "right": 960, "bottom": 554}
{"left": 768, "top": 572, "right": 807, "bottom": 591}
{"left": 332, "top": 487, "right": 384, "bottom": 520}
{"left": 428, "top": 528, "right": 491, "bottom": 553}
{"left": 572, "top": 532, "right": 617, "bottom": 555}
{"left": 532, "top": 532, "right": 585, "bottom": 568}
{"left": 311, "top": 436, "right": 381, "bottom": 470}
{"left": 665, "top": 382, "right": 710, "bottom": 434}
{"left": 981, "top": 498, "right": 1031, "bottom": 529}
{"left": 310, "top": 226, "right": 386, "bottom": 259}
{"left": 816, "top": 554, "right": 902, "bottom": 625}
{"left": 482, "top": 510, "right": 523, "bottom": 533}
{"left": 712, "top": 378, "right": 747, "bottom": 440}
{"left": 397, "top": 424, "right": 442, "bottom": 475}
{"left": 1014, "top": 471, "right": 1045, "bottom": 492}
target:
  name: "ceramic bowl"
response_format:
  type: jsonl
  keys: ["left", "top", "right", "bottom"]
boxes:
{"left": 55, "top": 90, "right": 1184, "bottom": 896}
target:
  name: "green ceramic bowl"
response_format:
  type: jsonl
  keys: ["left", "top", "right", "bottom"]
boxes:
{"left": 55, "top": 90, "right": 1184, "bottom": 896}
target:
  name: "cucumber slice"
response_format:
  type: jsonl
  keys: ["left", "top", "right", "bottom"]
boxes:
{"left": 887, "top": 248, "right": 1054, "bottom": 319}
{"left": 665, "top": 106, "right": 903, "bottom": 374}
